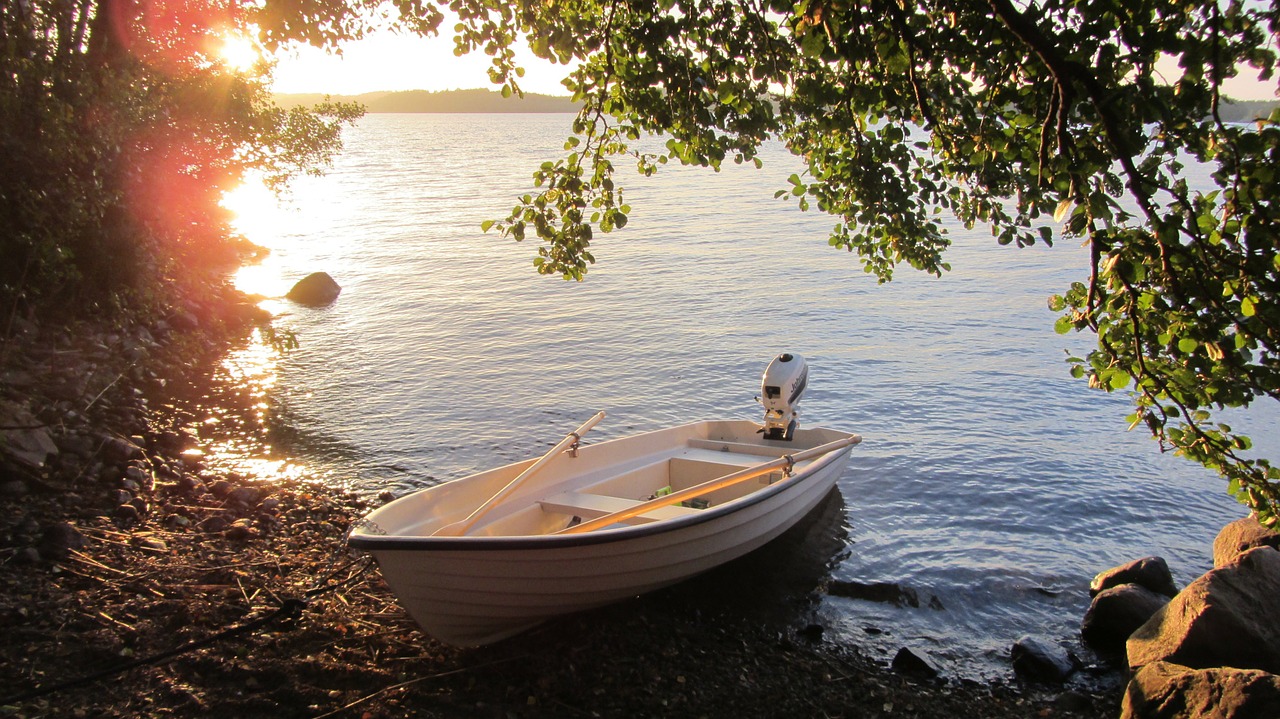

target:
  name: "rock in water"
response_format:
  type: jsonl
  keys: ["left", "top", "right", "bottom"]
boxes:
{"left": 1010, "top": 635, "right": 1076, "bottom": 683}
{"left": 891, "top": 647, "right": 938, "bottom": 679}
{"left": 286, "top": 272, "right": 341, "bottom": 306}
{"left": 827, "top": 580, "right": 920, "bottom": 607}
{"left": 1127, "top": 547, "right": 1280, "bottom": 674}
{"left": 1082, "top": 584, "right": 1169, "bottom": 657}
{"left": 1091, "top": 556, "right": 1179, "bottom": 598}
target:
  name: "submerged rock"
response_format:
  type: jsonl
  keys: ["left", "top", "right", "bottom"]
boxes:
{"left": 828, "top": 580, "right": 920, "bottom": 607}
{"left": 286, "top": 272, "right": 341, "bottom": 306}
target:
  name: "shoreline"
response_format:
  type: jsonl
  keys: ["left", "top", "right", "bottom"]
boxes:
{"left": 0, "top": 303, "right": 1122, "bottom": 718}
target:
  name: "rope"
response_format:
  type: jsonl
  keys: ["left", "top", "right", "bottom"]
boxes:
{"left": 1, "top": 555, "right": 374, "bottom": 705}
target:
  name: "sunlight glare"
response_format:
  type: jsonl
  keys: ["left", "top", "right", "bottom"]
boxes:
{"left": 222, "top": 176, "right": 288, "bottom": 245}
{"left": 217, "top": 33, "right": 261, "bottom": 72}
{"left": 222, "top": 177, "right": 299, "bottom": 300}
{"left": 202, "top": 327, "right": 312, "bottom": 483}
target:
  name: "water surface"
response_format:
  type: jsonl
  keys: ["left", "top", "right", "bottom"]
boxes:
{"left": 224, "top": 113, "right": 1273, "bottom": 680}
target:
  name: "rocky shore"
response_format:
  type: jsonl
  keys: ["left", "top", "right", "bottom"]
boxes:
{"left": 0, "top": 299, "right": 1121, "bottom": 718}
{"left": 1080, "top": 522, "right": 1280, "bottom": 719}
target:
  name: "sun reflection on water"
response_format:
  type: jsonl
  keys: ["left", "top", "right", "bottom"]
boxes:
{"left": 201, "top": 327, "right": 313, "bottom": 484}
{"left": 221, "top": 176, "right": 300, "bottom": 300}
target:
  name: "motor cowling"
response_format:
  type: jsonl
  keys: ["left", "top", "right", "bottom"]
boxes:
{"left": 759, "top": 353, "right": 808, "bottom": 441}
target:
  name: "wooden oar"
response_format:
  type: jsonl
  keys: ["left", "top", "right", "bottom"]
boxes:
{"left": 555, "top": 434, "right": 860, "bottom": 535}
{"left": 433, "top": 411, "right": 607, "bottom": 536}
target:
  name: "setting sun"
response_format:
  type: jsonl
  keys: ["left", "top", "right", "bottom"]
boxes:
{"left": 217, "top": 33, "right": 261, "bottom": 72}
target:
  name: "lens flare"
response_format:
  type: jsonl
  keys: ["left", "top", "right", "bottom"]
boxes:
{"left": 217, "top": 33, "right": 261, "bottom": 72}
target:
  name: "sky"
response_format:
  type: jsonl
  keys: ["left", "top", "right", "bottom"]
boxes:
{"left": 270, "top": 34, "right": 575, "bottom": 97}
{"left": 269, "top": 32, "right": 1279, "bottom": 102}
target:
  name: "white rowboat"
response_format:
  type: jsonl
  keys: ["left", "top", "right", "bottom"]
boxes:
{"left": 347, "top": 355, "right": 860, "bottom": 646}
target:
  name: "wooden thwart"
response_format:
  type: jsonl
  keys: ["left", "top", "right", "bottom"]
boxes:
{"left": 554, "top": 435, "right": 860, "bottom": 535}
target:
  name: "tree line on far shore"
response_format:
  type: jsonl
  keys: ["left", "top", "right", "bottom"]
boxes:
{"left": 274, "top": 88, "right": 576, "bottom": 113}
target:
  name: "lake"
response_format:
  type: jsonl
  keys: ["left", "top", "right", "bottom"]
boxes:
{"left": 221, "top": 112, "right": 1271, "bottom": 680}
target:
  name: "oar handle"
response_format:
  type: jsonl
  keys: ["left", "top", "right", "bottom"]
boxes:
{"left": 555, "top": 434, "right": 859, "bottom": 535}
{"left": 434, "top": 411, "right": 606, "bottom": 536}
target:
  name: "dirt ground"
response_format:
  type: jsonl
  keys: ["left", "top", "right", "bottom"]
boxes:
{"left": 0, "top": 313, "right": 1124, "bottom": 719}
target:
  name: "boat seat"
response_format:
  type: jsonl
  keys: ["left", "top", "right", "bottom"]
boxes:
{"left": 538, "top": 491, "right": 702, "bottom": 525}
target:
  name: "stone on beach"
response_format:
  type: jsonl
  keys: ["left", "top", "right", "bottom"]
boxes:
{"left": 1121, "top": 661, "right": 1280, "bottom": 719}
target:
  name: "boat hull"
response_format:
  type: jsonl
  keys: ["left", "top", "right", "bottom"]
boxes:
{"left": 349, "top": 420, "right": 857, "bottom": 646}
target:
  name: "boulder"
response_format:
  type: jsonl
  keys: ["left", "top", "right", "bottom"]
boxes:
{"left": 1082, "top": 583, "right": 1170, "bottom": 657}
{"left": 1121, "top": 661, "right": 1280, "bottom": 719}
{"left": 1092, "top": 556, "right": 1179, "bottom": 598}
{"left": 285, "top": 272, "right": 341, "bottom": 306}
{"left": 1128, "top": 547, "right": 1280, "bottom": 674}
{"left": 1214, "top": 517, "right": 1280, "bottom": 568}
{"left": 1010, "top": 635, "right": 1076, "bottom": 683}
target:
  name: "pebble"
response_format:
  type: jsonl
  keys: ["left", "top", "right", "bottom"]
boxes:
{"left": 199, "top": 516, "right": 230, "bottom": 533}
{"left": 138, "top": 537, "right": 168, "bottom": 552}
{"left": 208, "top": 478, "right": 235, "bottom": 499}
{"left": 226, "top": 519, "right": 257, "bottom": 541}
{"left": 102, "top": 435, "right": 142, "bottom": 463}
{"left": 16, "top": 546, "right": 41, "bottom": 564}
{"left": 176, "top": 474, "right": 205, "bottom": 495}
{"left": 228, "top": 486, "right": 261, "bottom": 507}
{"left": 125, "top": 465, "right": 149, "bottom": 486}
{"left": 164, "top": 514, "right": 192, "bottom": 528}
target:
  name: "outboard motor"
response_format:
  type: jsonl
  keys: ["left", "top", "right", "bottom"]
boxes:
{"left": 759, "top": 353, "right": 808, "bottom": 441}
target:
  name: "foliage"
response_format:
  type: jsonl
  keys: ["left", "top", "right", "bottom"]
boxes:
{"left": 0, "top": 0, "right": 391, "bottom": 319}
{"left": 449, "top": 0, "right": 1280, "bottom": 526}
{"left": 5, "top": 0, "right": 1280, "bottom": 527}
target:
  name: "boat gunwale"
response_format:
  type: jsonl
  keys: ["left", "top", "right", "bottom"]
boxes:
{"left": 347, "top": 441, "right": 853, "bottom": 552}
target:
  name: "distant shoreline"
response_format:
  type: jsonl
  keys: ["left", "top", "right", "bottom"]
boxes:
{"left": 277, "top": 88, "right": 1279, "bottom": 121}
{"left": 273, "top": 88, "right": 577, "bottom": 113}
